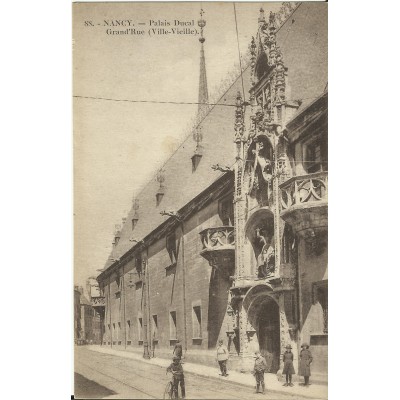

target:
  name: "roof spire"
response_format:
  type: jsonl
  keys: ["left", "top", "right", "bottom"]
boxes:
{"left": 197, "top": 8, "right": 209, "bottom": 114}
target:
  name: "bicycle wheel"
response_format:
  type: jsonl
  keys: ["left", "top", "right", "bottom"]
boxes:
{"left": 163, "top": 381, "right": 173, "bottom": 400}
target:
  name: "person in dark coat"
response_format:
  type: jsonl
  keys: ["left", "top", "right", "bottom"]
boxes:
{"left": 298, "top": 343, "right": 313, "bottom": 386}
{"left": 173, "top": 339, "right": 183, "bottom": 361}
{"left": 253, "top": 351, "right": 267, "bottom": 394}
{"left": 167, "top": 356, "right": 186, "bottom": 399}
{"left": 282, "top": 344, "right": 295, "bottom": 387}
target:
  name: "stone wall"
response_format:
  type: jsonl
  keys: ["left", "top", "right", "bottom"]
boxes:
{"left": 297, "top": 232, "right": 328, "bottom": 377}
{"left": 102, "top": 196, "right": 233, "bottom": 356}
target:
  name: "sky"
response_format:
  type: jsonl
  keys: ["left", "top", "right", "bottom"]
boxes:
{"left": 73, "top": 1, "right": 284, "bottom": 290}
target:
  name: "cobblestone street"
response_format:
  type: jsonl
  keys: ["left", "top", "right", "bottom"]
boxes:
{"left": 75, "top": 347, "right": 325, "bottom": 399}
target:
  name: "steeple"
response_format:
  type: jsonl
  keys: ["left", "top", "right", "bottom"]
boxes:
{"left": 197, "top": 8, "right": 209, "bottom": 114}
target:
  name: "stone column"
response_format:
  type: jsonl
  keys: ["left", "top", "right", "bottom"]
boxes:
{"left": 277, "top": 291, "right": 299, "bottom": 381}
{"left": 232, "top": 294, "right": 257, "bottom": 371}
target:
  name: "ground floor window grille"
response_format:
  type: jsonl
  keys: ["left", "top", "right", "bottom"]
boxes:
{"left": 169, "top": 311, "right": 177, "bottom": 340}
{"left": 152, "top": 315, "right": 158, "bottom": 341}
{"left": 138, "top": 317, "right": 143, "bottom": 342}
{"left": 192, "top": 305, "right": 202, "bottom": 339}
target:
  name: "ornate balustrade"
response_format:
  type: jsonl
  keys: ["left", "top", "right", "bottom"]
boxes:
{"left": 279, "top": 172, "right": 328, "bottom": 236}
{"left": 91, "top": 296, "right": 105, "bottom": 307}
{"left": 200, "top": 226, "right": 235, "bottom": 249}
{"left": 199, "top": 226, "right": 235, "bottom": 272}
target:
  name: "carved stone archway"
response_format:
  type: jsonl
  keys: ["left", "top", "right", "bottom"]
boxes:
{"left": 242, "top": 284, "right": 280, "bottom": 373}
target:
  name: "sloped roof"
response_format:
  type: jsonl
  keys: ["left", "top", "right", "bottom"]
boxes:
{"left": 99, "top": 2, "right": 327, "bottom": 274}
{"left": 276, "top": 2, "right": 328, "bottom": 115}
{"left": 102, "top": 67, "right": 252, "bottom": 270}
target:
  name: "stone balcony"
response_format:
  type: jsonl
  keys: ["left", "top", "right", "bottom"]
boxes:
{"left": 279, "top": 171, "right": 328, "bottom": 237}
{"left": 199, "top": 226, "right": 235, "bottom": 272}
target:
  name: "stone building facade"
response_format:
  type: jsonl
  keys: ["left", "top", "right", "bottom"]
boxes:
{"left": 96, "top": 2, "right": 327, "bottom": 382}
{"left": 74, "top": 285, "right": 104, "bottom": 344}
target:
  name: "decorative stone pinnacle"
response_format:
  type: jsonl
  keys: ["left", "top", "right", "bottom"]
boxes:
{"left": 193, "top": 126, "right": 203, "bottom": 152}
{"left": 258, "top": 7, "right": 265, "bottom": 23}
{"left": 234, "top": 91, "right": 245, "bottom": 143}
{"left": 197, "top": 8, "right": 209, "bottom": 114}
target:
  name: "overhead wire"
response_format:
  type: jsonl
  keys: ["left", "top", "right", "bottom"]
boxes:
{"left": 233, "top": 2, "right": 246, "bottom": 103}
{"left": 73, "top": 94, "right": 323, "bottom": 106}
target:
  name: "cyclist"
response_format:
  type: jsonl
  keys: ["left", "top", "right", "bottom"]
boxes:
{"left": 166, "top": 355, "right": 186, "bottom": 399}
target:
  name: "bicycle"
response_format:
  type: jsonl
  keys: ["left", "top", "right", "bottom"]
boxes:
{"left": 163, "top": 371, "right": 176, "bottom": 400}
{"left": 163, "top": 371, "right": 180, "bottom": 400}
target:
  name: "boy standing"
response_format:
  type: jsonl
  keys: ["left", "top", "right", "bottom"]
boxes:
{"left": 253, "top": 351, "right": 267, "bottom": 394}
{"left": 282, "top": 344, "right": 295, "bottom": 387}
{"left": 166, "top": 356, "right": 186, "bottom": 399}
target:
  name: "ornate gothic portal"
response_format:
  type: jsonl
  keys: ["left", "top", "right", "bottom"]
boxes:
{"left": 241, "top": 287, "right": 281, "bottom": 373}
{"left": 256, "top": 298, "right": 280, "bottom": 373}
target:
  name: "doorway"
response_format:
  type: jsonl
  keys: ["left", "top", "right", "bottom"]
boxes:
{"left": 257, "top": 298, "right": 280, "bottom": 373}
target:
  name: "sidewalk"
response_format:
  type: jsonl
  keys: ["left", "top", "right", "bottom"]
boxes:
{"left": 86, "top": 346, "right": 327, "bottom": 399}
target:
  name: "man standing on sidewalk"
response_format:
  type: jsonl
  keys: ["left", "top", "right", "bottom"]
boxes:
{"left": 173, "top": 339, "right": 183, "bottom": 361}
{"left": 216, "top": 339, "right": 229, "bottom": 377}
{"left": 253, "top": 351, "right": 267, "bottom": 394}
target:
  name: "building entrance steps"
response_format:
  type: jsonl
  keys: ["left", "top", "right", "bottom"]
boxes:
{"left": 86, "top": 345, "right": 327, "bottom": 399}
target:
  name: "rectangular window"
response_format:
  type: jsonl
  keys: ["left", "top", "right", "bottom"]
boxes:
{"left": 312, "top": 280, "right": 328, "bottom": 334}
{"left": 132, "top": 218, "right": 138, "bottom": 230}
{"left": 219, "top": 196, "right": 234, "bottom": 226}
{"left": 192, "top": 306, "right": 202, "bottom": 339}
{"left": 304, "top": 134, "right": 328, "bottom": 173}
{"left": 152, "top": 315, "right": 158, "bottom": 341}
{"left": 169, "top": 311, "right": 177, "bottom": 340}
{"left": 138, "top": 317, "right": 143, "bottom": 342}
{"left": 166, "top": 233, "right": 177, "bottom": 265}
{"left": 282, "top": 225, "right": 294, "bottom": 264}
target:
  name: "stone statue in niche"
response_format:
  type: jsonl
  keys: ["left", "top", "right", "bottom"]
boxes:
{"left": 255, "top": 227, "right": 275, "bottom": 278}
{"left": 248, "top": 140, "right": 273, "bottom": 206}
{"left": 252, "top": 141, "right": 273, "bottom": 183}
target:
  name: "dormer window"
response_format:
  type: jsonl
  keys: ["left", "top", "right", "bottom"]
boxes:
{"left": 156, "top": 189, "right": 165, "bottom": 206}
{"left": 192, "top": 127, "right": 203, "bottom": 172}
{"left": 191, "top": 153, "right": 202, "bottom": 172}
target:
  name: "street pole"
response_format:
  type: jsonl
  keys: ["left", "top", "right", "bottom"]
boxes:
{"left": 147, "top": 246, "right": 153, "bottom": 358}
{"left": 123, "top": 264, "right": 127, "bottom": 349}
{"left": 180, "top": 221, "right": 188, "bottom": 355}
{"left": 109, "top": 277, "right": 112, "bottom": 348}
{"left": 142, "top": 254, "right": 151, "bottom": 359}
